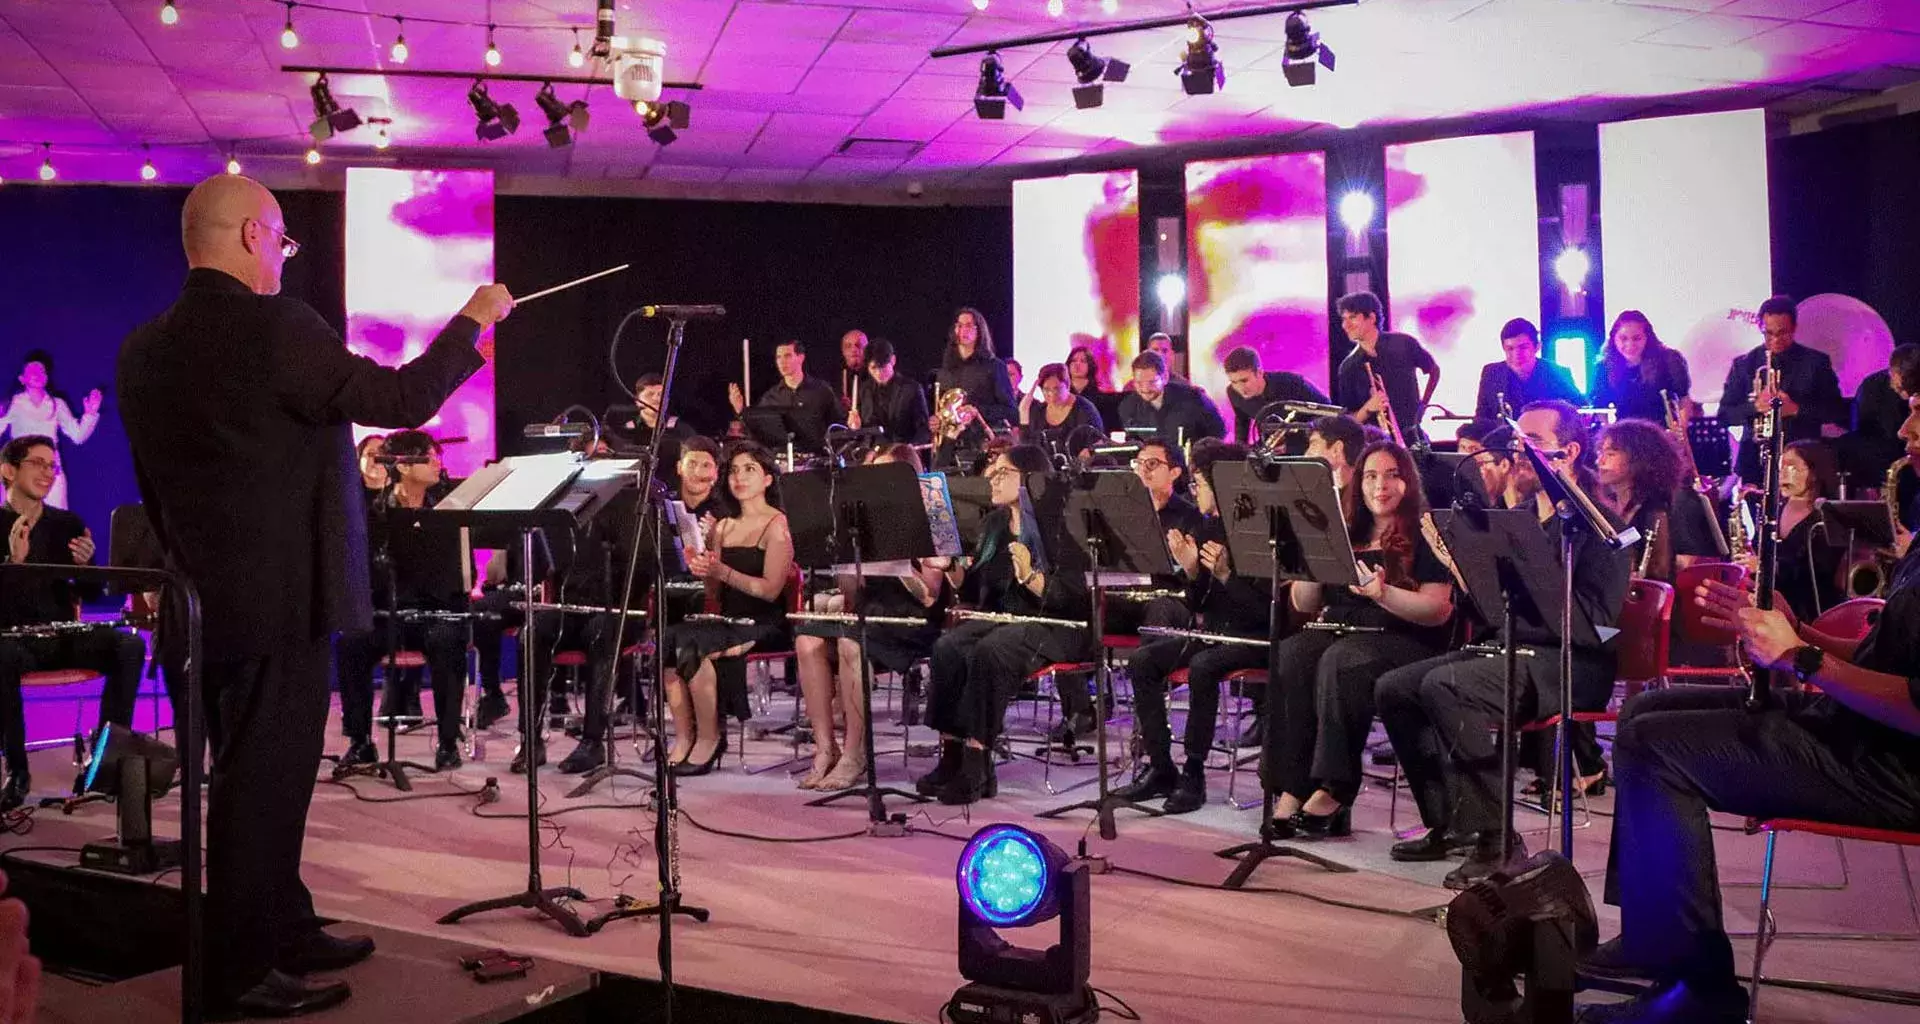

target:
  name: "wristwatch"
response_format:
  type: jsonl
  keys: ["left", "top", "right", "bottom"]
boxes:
{"left": 1789, "top": 645, "right": 1825, "bottom": 684}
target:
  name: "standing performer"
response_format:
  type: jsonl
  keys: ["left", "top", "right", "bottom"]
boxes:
{"left": 847, "top": 338, "right": 931, "bottom": 445}
{"left": 1334, "top": 291, "right": 1440, "bottom": 443}
{"left": 1717, "top": 296, "right": 1846, "bottom": 483}
{"left": 117, "top": 174, "right": 513, "bottom": 1019}
{"left": 934, "top": 308, "right": 1018, "bottom": 434}
{"left": 729, "top": 341, "right": 843, "bottom": 454}
{"left": 0, "top": 351, "right": 102, "bottom": 509}
{"left": 836, "top": 330, "right": 869, "bottom": 406}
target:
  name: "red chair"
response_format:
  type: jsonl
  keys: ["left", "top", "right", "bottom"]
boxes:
{"left": 1667, "top": 562, "right": 1748, "bottom": 681}
{"left": 1743, "top": 817, "right": 1920, "bottom": 1022}
{"left": 1809, "top": 597, "right": 1882, "bottom": 643}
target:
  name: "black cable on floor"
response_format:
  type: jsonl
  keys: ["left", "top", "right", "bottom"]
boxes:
{"left": 676, "top": 808, "right": 867, "bottom": 845}
{"left": 1106, "top": 864, "right": 1431, "bottom": 922}
{"left": 318, "top": 777, "right": 483, "bottom": 804}
{"left": 1090, "top": 985, "right": 1142, "bottom": 1021}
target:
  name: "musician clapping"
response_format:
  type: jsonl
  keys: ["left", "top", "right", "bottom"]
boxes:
{"left": 0, "top": 435, "right": 144, "bottom": 810}
{"left": 1261, "top": 441, "right": 1456, "bottom": 840}
{"left": 792, "top": 444, "right": 947, "bottom": 791}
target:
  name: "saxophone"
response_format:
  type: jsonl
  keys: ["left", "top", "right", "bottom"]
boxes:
{"left": 1727, "top": 495, "right": 1752, "bottom": 559}
{"left": 1848, "top": 458, "right": 1908, "bottom": 597}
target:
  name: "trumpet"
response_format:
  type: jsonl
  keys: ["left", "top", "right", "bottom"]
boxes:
{"left": 1750, "top": 350, "right": 1782, "bottom": 439}
{"left": 1368, "top": 363, "right": 1406, "bottom": 449}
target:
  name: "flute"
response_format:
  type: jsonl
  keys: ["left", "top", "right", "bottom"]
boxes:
{"left": 788, "top": 611, "right": 928, "bottom": 627}
{"left": 512, "top": 601, "right": 650, "bottom": 619}
{"left": 952, "top": 609, "right": 1087, "bottom": 629}
{"left": 1138, "top": 625, "right": 1267, "bottom": 647}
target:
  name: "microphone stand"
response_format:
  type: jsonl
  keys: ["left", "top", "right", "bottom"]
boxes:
{"left": 581, "top": 315, "right": 710, "bottom": 1023}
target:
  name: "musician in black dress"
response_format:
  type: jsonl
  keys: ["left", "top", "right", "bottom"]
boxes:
{"left": 0, "top": 434, "right": 145, "bottom": 809}
{"left": 1017, "top": 363, "right": 1103, "bottom": 457}
{"left": 917, "top": 445, "right": 1094, "bottom": 805}
{"left": 1717, "top": 296, "right": 1846, "bottom": 482}
{"left": 331, "top": 430, "right": 468, "bottom": 771}
{"left": 1733, "top": 439, "right": 1845, "bottom": 624}
{"left": 1262, "top": 441, "right": 1456, "bottom": 839}
{"left": 662, "top": 441, "right": 794, "bottom": 777}
{"left": 847, "top": 338, "right": 930, "bottom": 446}
{"left": 792, "top": 443, "right": 947, "bottom": 792}
{"left": 934, "top": 307, "right": 1018, "bottom": 432}
{"left": 1114, "top": 440, "right": 1263, "bottom": 814}
{"left": 1590, "top": 310, "right": 1692, "bottom": 426}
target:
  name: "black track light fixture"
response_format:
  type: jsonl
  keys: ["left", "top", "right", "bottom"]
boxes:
{"left": 1065, "top": 38, "right": 1129, "bottom": 109}
{"left": 1281, "top": 11, "right": 1335, "bottom": 86}
{"left": 637, "top": 99, "right": 690, "bottom": 145}
{"left": 307, "top": 73, "right": 362, "bottom": 141}
{"left": 536, "top": 83, "right": 590, "bottom": 147}
{"left": 468, "top": 80, "right": 520, "bottom": 141}
{"left": 1178, "top": 16, "right": 1223, "bottom": 95}
{"left": 973, "top": 51, "right": 1024, "bottom": 120}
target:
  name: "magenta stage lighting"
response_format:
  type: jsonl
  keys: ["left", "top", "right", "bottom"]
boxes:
{"left": 947, "top": 824, "right": 1094, "bottom": 1024}
{"left": 1281, "top": 11, "right": 1336, "bottom": 86}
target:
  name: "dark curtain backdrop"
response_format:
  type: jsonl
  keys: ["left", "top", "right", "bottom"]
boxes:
{"left": 1771, "top": 109, "right": 1920, "bottom": 348}
{"left": 492, "top": 195, "right": 1011, "bottom": 446}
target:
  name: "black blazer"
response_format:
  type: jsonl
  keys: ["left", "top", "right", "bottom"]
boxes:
{"left": 117, "top": 268, "right": 485, "bottom": 657}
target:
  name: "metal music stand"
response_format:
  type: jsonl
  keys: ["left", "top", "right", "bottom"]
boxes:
{"left": 567, "top": 484, "right": 663, "bottom": 799}
{"left": 784, "top": 461, "right": 936, "bottom": 824}
{"left": 1209, "top": 458, "right": 1362, "bottom": 883}
{"left": 1033, "top": 470, "right": 1172, "bottom": 839}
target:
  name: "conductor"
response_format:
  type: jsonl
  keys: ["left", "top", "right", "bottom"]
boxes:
{"left": 117, "top": 174, "right": 514, "bottom": 1019}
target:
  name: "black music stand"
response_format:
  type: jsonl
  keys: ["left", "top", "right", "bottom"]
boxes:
{"left": 568, "top": 485, "right": 663, "bottom": 800}
{"left": 743, "top": 407, "right": 800, "bottom": 454}
{"left": 1034, "top": 471, "right": 1171, "bottom": 839}
{"left": 784, "top": 462, "right": 937, "bottom": 825}
{"left": 1209, "top": 458, "right": 1360, "bottom": 883}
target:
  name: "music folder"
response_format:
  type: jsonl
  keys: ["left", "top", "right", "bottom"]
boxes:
{"left": 1212, "top": 458, "right": 1361, "bottom": 588}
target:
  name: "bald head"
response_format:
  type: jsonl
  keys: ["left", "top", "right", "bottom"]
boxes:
{"left": 182, "top": 174, "right": 288, "bottom": 295}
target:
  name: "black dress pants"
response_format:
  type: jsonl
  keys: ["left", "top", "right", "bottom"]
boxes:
{"left": 1261, "top": 629, "right": 1439, "bottom": 804}
{"left": 469, "top": 588, "right": 518, "bottom": 701}
{"left": 334, "top": 621, "right": 467, "bottom": 747}
{"left": 926, "top": 620, "right": 1094, "bottom": 745}
{"left": 1127, "top": 638, "right": 1266, "bottom": 775}
{"left": 1374, "top": 646, "right": 1614, "bottom": 837}
{"left": 204, "top": 637, "right": 333, "bottom": 1005}
{"left": 1603, "top": 686, "right": 1920, "bottom": 987}
{"left": 0, "top": 627, "right": 147, "bottom": 774}
{"left": 514, "top": 612, "right": 624, "bottom": 738}
{"left": 1059, "top": 596, "right": 1188, "bottom": 723}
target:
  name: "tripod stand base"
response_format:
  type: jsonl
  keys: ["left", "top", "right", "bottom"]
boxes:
{"left": 438, "top": 885, "right": 591, "bottom": 937}
{"left": 584, "top": 894, "right": 711, "bottom": 935}
{"left": 1035, "top": 795, "right": 1163, "bottom": 842}
{"left": 804, "top": 783, "right": 928, "bottom": 820}
{"left": 335, "top": 757, "right": 437, "bottom": 792}
{"left": 565, "top": 764, "right": 654, "bottom": 799}
{"left": 1213, "top": 835, "right": 1355, "bottom": 887}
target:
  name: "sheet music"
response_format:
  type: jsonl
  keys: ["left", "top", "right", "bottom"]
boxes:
{"left": 669, "top": 500, "right": 705, "bottom": 559}
{"left": 470, "top": 453, "right": 582, "bottom": 512}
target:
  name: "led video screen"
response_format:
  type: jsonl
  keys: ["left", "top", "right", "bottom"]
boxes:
{"left": 1600, "top": 109, "right": 1775, "bottom": 404}
{"left": 1185, "top": 151, "right": 1330, "bottom": 404}
{"left": 1011, "top": 171, "right": 1140, "bottom": 393}
{"left": 346, "top": 168, "right": 496, "bottom": 478}
{"left": 1385, "top": 131, "right": 1541, "bottom": 421}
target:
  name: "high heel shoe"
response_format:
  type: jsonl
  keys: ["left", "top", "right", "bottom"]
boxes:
{"left": 798, "top": 745, "right": 840, "bottom": 790}
{"left": 1288, "top": 804, "right": 1352, "bottom": 840}
{"left": 672, "top": 736, "right": 728, "bottom": 777}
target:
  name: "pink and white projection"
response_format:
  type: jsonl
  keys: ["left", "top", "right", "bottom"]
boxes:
{"left": 1385, "top": 131, "right": 1541, "bottom": 422}
{"left": 1011, "top": 171, "right": 1140, "bottom": 392}
{"left": 1185, "top": 151, "right": 1330, "bottom": 402}
{"left": 346, "top": 168, "right": 496, "bottom": 478}
{"left": 1600, "top": 110, "right": 1776, "bottom": 404}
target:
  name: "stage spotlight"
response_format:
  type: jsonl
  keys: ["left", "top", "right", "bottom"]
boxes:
{"left": 537, "top": 83, "right": 590, "bottom": 148}
{"left": 308, "top": 73, "right": 362, "bottom": 142}
{"left": 78, "top": 724, "right": 181, "bottom": 875}
{"left": 1178, "top": 17, "right": 1223, "bottom": 96}
{"left": 1338, "top": 190, "right": 1374, "bottom": 233}
{"left": 468, "top": 80, "right": 520, "bottom": 141}
{"left": 1155, "top": 273, "right": 1185, "bottom": 310}
{"left": 948, "top": 824, "right": 1094, "bottom": 1024}
{"left": 638, "top": 99, "right": 689, "bottom": 145}
{"left": 1281, "top": 12, "right": 1335, "bottom": 87}
{"left": 973, "top": 52, "right": 1023, "bottom": 120}
{"left": 1554, "top": 247, "right": 1590, "bottom": 293}
{"left": 1066, "top": 38, "right": 1129, "bottom": 110}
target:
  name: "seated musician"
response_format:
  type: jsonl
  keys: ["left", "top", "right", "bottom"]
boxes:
{"left": 612, "top": 373, "right": 692, "bottom": 482}
{"left": 661, "top": 441, "right": 794, "bottom": 777}
{"left": 1374, "top": 400, "right": 1631, "bottom": 887}
{"left": 0, "top": 435, "right": 145, "bottom": 808}
{"left": 357, "top": 433, "right": 388, "bottom": 500}
{"left": 1597, "top": 419, "right": 1684, "bottom": 584}
{"left": 1114, "top": 439, "right": 1259, "bottom": 813}
{"left": 1733, "top": 439, "right": 1845, "bottom": 623}
{"left": 916, "top": 444, "right": 1095, "bottom": 805}
{"left": 332, "top": 430, "right": 468, "bottom": 772}
{"left": 1017, "top": 362, "right": 1103, "bottom": 457}
{"left": 1116, "top": 352, "right": 1225, "bottom": 446}
{"left": 847, "top": 338, "right": 930, "bottom": 446}
{"left": 1577, "top": 398, "right": 1920, "bottom": 1024}
{"left": 1471, "top": 318, "right": 1585, "bottom": 429}
{"left": 1262, "top": 441, "right": 1457, "bottom": 839}
{"left": 792, "top": 443, "right": 947, "bottom": 791}
{"left": 727, "top": 341, "right": 844, "bottom": 454}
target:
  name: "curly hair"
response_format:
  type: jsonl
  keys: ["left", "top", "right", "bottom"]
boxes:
{"left": 1599, "top": 419, "right": 1682, "bottom": 507}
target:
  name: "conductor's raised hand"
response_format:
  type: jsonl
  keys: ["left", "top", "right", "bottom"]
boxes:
{"left": 459, "top": 284, "right": 516, "bottom": 328}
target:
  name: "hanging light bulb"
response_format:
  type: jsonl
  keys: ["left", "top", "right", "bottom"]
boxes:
{"left": 226, "top": 152, "right": 242, "bottom": 175}
{"left": 38, "top": 144, "right": 55, "bottom": 182}
{"left": 305, "top": 147, "right": 322, "bottom": 165}
{"left": 971, "top": 0, "right": 989, "bottom": 9}
{"left": 160, "top": 0, "right": 179, "bottom": 26}
{"left": 485, "top": 25, "right": 502, "bottom": 67}
{"left": 141, "top": 145, "right": 158, "bottom": 181}
{"left": 1046, "top": 0, "right": 1064, "bottom": 16}
{"left": 390, "top": 17, "right": 409, "bottom": 63}
{"left": 569, "top": 29, "right": 586, "bottom": 68}
{"left": 1101, "top": 0, "right": 1118, "bottom": 12}
{"left": 280, "top": 3, "right": 299, "bottom": 49}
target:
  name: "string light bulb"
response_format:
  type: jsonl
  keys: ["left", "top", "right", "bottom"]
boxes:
{"left": 569, "top": 30, "right": 586, "bottom": 68}
{"left": 972, "top": 0, "right": 988, "bottom": 9}
{"left": 38, "top": 144, "right": 54, "bottom": 182}
{"left": 1101, "top": 0, "right": 1118, "bottom": 12}
{"left": 390, "top": 18, "right": 408, "bottom": 64}
{"left": 226, "top": 152, "right": 242, "bottom": 175}
{"left": 1046, "top": 0, "right": 1064, "bottom": 15}
{"left": 160, "top": 0, "right": 179, "bottom": 26}
{"left": 279, "top": 3, "right": 298, "bottom": 49}
{"left": 485, "top": 25, "right": 502, "bottom": 67}
{"left": 141, "top": 145, "right": 158, "bottom": 181}
{"left": 305, "top": 147, "right": 322, "bottom": 165}
{"left": 370, "top": 118, "right": 392, "bottom": 150}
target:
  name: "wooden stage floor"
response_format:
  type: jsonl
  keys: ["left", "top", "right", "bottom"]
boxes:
{"left": 7, "top": 680, "right": 1920, "bottom": 1023}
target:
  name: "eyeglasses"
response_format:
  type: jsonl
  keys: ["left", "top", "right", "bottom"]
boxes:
{"left": 18, "top": 457, "right": 60, "bottom": 476}
{"left": 1132, "top": 458, "right": 1169, "bottom": 473}
{"left": 254, "top": 219, "right": 300, "bottom": 259}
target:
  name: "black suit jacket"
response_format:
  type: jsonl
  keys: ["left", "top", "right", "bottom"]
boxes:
{"left": 117, "top": 268, "right": 485, "bottom": 657}
{"left": 1116, "top": 380, "right": 1226, "bottom": 444}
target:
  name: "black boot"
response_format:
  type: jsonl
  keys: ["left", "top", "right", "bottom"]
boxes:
{"left": 915, "top": 739, "right": 964, "bottom": 796}
{"left": 1161, "top": 767, "right": 1208, "bottom": 815}
{"left": 0, "top": 771, "right": 28, "bottom": 813}
{"left": 557, "top": 739, "right": 605, "bottom": 775}
{"left": 936, "top": 746, "right": 994, "bottom": 805}
{"left": 337, "top": 737, "right": 377, "bottom": 767}
{"left": 434, "top": 741, "right": 463, "bottom": 771}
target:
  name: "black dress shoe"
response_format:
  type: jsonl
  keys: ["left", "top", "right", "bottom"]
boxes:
{"left": 475, "top": 695, "right": 511, "bottom": 730}
{"left": 337, "top": 739, "right": 377, "bottom": 767}
{"left": 280, "top": 929, "right": 376, "bottom": 975}
{"left": 1161, "top": 774, "right": 1207, "bottom": 815}
{"left": 1109, "top": 765, "right": 1178, "bottom": 802}
{"left": 0, "top": 773, "right": 29, "bottom": 813}
{"left": 209, "top": 970, "right": 351, "bottom": 1020}
{"left": 557, "top": 739, "right": 606, "bottom": 775}
{"left": 1574, "top": 978, "right": 1746, "bottom": 1023}
{"left": 434, "top": 742, "right": 463, "bottom": 772}
{"left": 1578, "top": 936, "right": 1666, "bottom": 983}
{"left": 1445, "top": 835, "right": 1528, "bottom": 891}
{"left": 1390, "top": 828, "right": 1470, "bottom": 862}
{"left": 509, "top": 741, "right": 546, "bottom": 774}
{"left": 1289, "top": 805, "right": 1352, "bottom": 840}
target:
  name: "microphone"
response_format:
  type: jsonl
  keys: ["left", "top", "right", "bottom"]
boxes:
{"left": 638, "top": 304, "right": 726, "bottom": 319}
{"left": 370, "top": 455, "right": 433, "bottom": 465}
{"left": 523, "top": 423, "right": 592, "bottom": 438}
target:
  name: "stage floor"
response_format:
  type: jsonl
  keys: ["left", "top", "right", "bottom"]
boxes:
{"left": 9, "top": 677, "right": 1920, "bottom": 1023}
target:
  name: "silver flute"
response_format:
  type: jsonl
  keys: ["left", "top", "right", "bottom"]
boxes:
{"left": 1138, "top": 625, "right": 1267, "bottom": 647}
{"left": 788, "top": 611, "right": 931, "bottom": 627}
{"left": 952, "top": 609, "right": 1087, "bottom": 629}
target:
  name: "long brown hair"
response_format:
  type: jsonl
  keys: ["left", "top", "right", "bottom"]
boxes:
{"left": 1351, "top": 441, "right": 1426, "bottom": 589}
{"left": 1601, "top": 310, "right": 1671, "bottom": 389}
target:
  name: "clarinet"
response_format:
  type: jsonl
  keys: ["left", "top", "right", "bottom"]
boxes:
{"left": 1750, "top": 350, "right": 1785, "bottom": 710}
